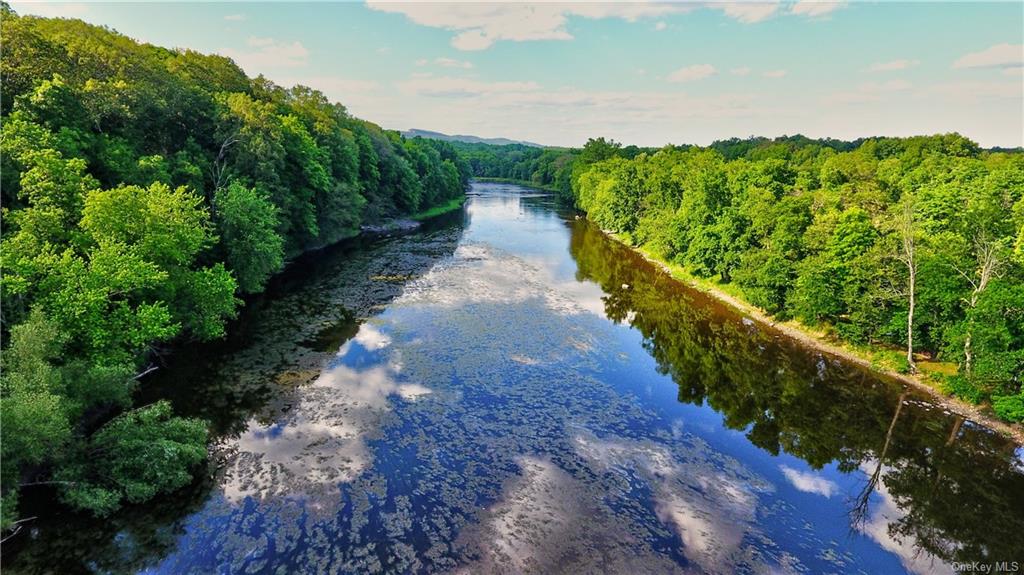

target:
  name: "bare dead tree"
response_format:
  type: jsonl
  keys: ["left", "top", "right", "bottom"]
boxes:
{"left": 951, "top": 231, "right": 1006, "bottom": 376}
{"left": 210, "top": 131, "right": 240, "bottom": 194}
{"left": 894, "top": 200, "right": 919, "bottom": 373}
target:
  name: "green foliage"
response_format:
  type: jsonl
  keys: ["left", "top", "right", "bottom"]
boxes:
{"left": 214, "top": 182, "right": 285, "bottom": 293}
{"left": 733, "top": 247, "right": 795, "bottom": 315}
{"left": 0, "top": 311, "right": 72, "bottom": 476}
{"left": 992, "top": 392, "right": 1024, "bottom": 422}
{"left": 943, "top": 375, "right": 987, "bottom": 403}
{"left": 31, "top": 244, "right": 178, "bottom": 365}
{"left": 0, "top": 8, "right": 467, "bottom": 527}
{"left": 566, "top": 134, "right": 1024, "bottom": 420}
{"left": 57, "top": 401, "right": 208, "bottom": 516}
{"left": 81, "top": 183, "right": 212, "bottom": 267}
{"left": 447, "top": 140, "right": 577, "bottom": 199}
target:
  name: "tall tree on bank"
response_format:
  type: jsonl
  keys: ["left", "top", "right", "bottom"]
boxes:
{"left": 894, "top": 197, "right": 920, "bottom": 373}
{"left": 954, "top": 232, "right": 1007, "bottom": 376}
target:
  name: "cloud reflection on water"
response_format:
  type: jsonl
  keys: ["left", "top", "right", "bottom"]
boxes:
{"left": 221, "top": 324, "right": 430, "bottom": 503}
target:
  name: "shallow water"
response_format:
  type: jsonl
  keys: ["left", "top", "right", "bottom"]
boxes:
{"left": 6, "top": 183, "right": 1024, "bottom": 574}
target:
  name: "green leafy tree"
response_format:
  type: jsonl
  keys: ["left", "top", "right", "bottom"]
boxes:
{"left": 213, "top": 182, "right": 285, "bottom": 293}
{"left": 57, "top": 401, "right": 208, "bottom": 516}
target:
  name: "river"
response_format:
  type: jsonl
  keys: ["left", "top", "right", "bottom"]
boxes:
{"left": 5, "top": 182, "right": 1023, "bottom": 574}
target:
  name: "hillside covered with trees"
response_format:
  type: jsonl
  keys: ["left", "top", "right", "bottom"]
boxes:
{"left": 0, "top": 7, "right": 468, "bottom": 528}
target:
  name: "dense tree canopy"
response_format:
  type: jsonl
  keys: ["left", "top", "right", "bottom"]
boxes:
{"left": 557, "top": 134, "right": 1024, "bottom": 423}
{"left": 0, "top": 7, "right": 468, "bottom": 528}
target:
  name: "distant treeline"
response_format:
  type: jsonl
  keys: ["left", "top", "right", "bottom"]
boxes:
{"left": 450, "top": 135, "right": 881, "bottom": 196}
{"left": 0, "top": 7, "right": 469, "bottom": 527}
{"left": 458, "top": 134, "right": 1024, "bottom": 424}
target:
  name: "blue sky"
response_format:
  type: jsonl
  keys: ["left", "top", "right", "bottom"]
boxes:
{"left": 12, "top": 1, "right": 1024, "bottom": 147}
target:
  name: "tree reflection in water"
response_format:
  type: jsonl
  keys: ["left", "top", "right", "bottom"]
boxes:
{"left": 568, "top": 217, "right": 1024, "bottom": 566}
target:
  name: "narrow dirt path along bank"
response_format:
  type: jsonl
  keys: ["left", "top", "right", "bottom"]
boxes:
{"left": 601, "top": 228, "right": 1024, "bottom": 445}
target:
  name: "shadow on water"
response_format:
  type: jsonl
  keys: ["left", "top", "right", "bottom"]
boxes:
{"left": 568, "top": 217, "right": 1024, "bottom": 566}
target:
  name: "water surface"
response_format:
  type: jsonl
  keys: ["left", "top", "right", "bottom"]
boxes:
{"left": 7, "top": 183, "right": 1023, "bottom": 574}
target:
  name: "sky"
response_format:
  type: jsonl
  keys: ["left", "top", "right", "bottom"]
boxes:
{"left": 11, "top": 1, "right": 1024, "bottom": 148}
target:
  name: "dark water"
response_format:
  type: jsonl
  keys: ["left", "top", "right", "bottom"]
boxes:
{"left": 6, "top": 183, "right": 1024, "bottom": 574}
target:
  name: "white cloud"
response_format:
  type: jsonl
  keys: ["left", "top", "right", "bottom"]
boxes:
{"left": 367, "top": 2, "right": 681, "bottom": 51}
{"left": 790, "top": 1, "right": 846, "bottom": 18}
{"left": 384, "top": 75, "right": 762, "bottom": 142}
{"left": 363, "top": 64, "right": 1019, "bottom": 148}
{"left": 867, "top": 59, "right": 920, "bottom": 72}
{"left": 435, "top": 57, "right": 474, "bottom": 69}
{"left": 762, "top": 69, "right": 788, "bottom": 78}
{"left": 220, "top": 37, "right": 309, "bottom": 71}
{"left": 366, "top": 1, "right": 800, "bottom": 50}
{"left": 248, "top": 37, "right": 276, "bottom": 47}
{"left": 952, "top": 43, "right": 1024, "bottom": 70}
{"left": 447, "top": 29, "right": 490, "bottom": 51}
{"left": 779, "top": 465, "right": 838, "bottom": 497}
{"left": 376, "top": 46, "right": 392, "bottom": 55}
{"left": 730, "top": 66, "right": 752, "bottom": 76}
{"left": 351, "top": 323, "right": 391, "bottom": 352}
{"left": 223, "top": 13, "right": 245, "bottom": 21}
{"left": 716, "top": 2, "right": 781, "bottom": 23}
{"left": 668, "top": 63, "right": 717, "bottom": 82}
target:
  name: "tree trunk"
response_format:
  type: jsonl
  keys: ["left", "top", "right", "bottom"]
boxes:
{"left": 963, "top": 330, "right": 973, "bottom": 376}
{"left": 958, "top": 234, "right": 1000, "bottom": 378}
{"left": 907, "top": 264, "right": 916, "bottom": 372}
{"left": 899, "top": 199, "right": 918, "bottom": 374}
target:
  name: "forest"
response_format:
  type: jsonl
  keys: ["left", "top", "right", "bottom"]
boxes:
{"left": 0, "top": 8, "right": 469, "bottom": 528}
{"left": 458, "top": 134, "right": 1024, "bottom": 426}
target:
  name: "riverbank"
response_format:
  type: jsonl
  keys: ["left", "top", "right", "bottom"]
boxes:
{"left": 410, "top": 196, "right": 467, "bottom": 221}
{"left": 354, "top": 196, "right": 465, "bottom": 235}
{"left": 598, "top": 228, "right": 1024, "bottom": 445}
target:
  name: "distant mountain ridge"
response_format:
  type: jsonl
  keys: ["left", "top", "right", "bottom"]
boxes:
{"left": 402, "top": 129, "right": 543, "bottom": 148}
